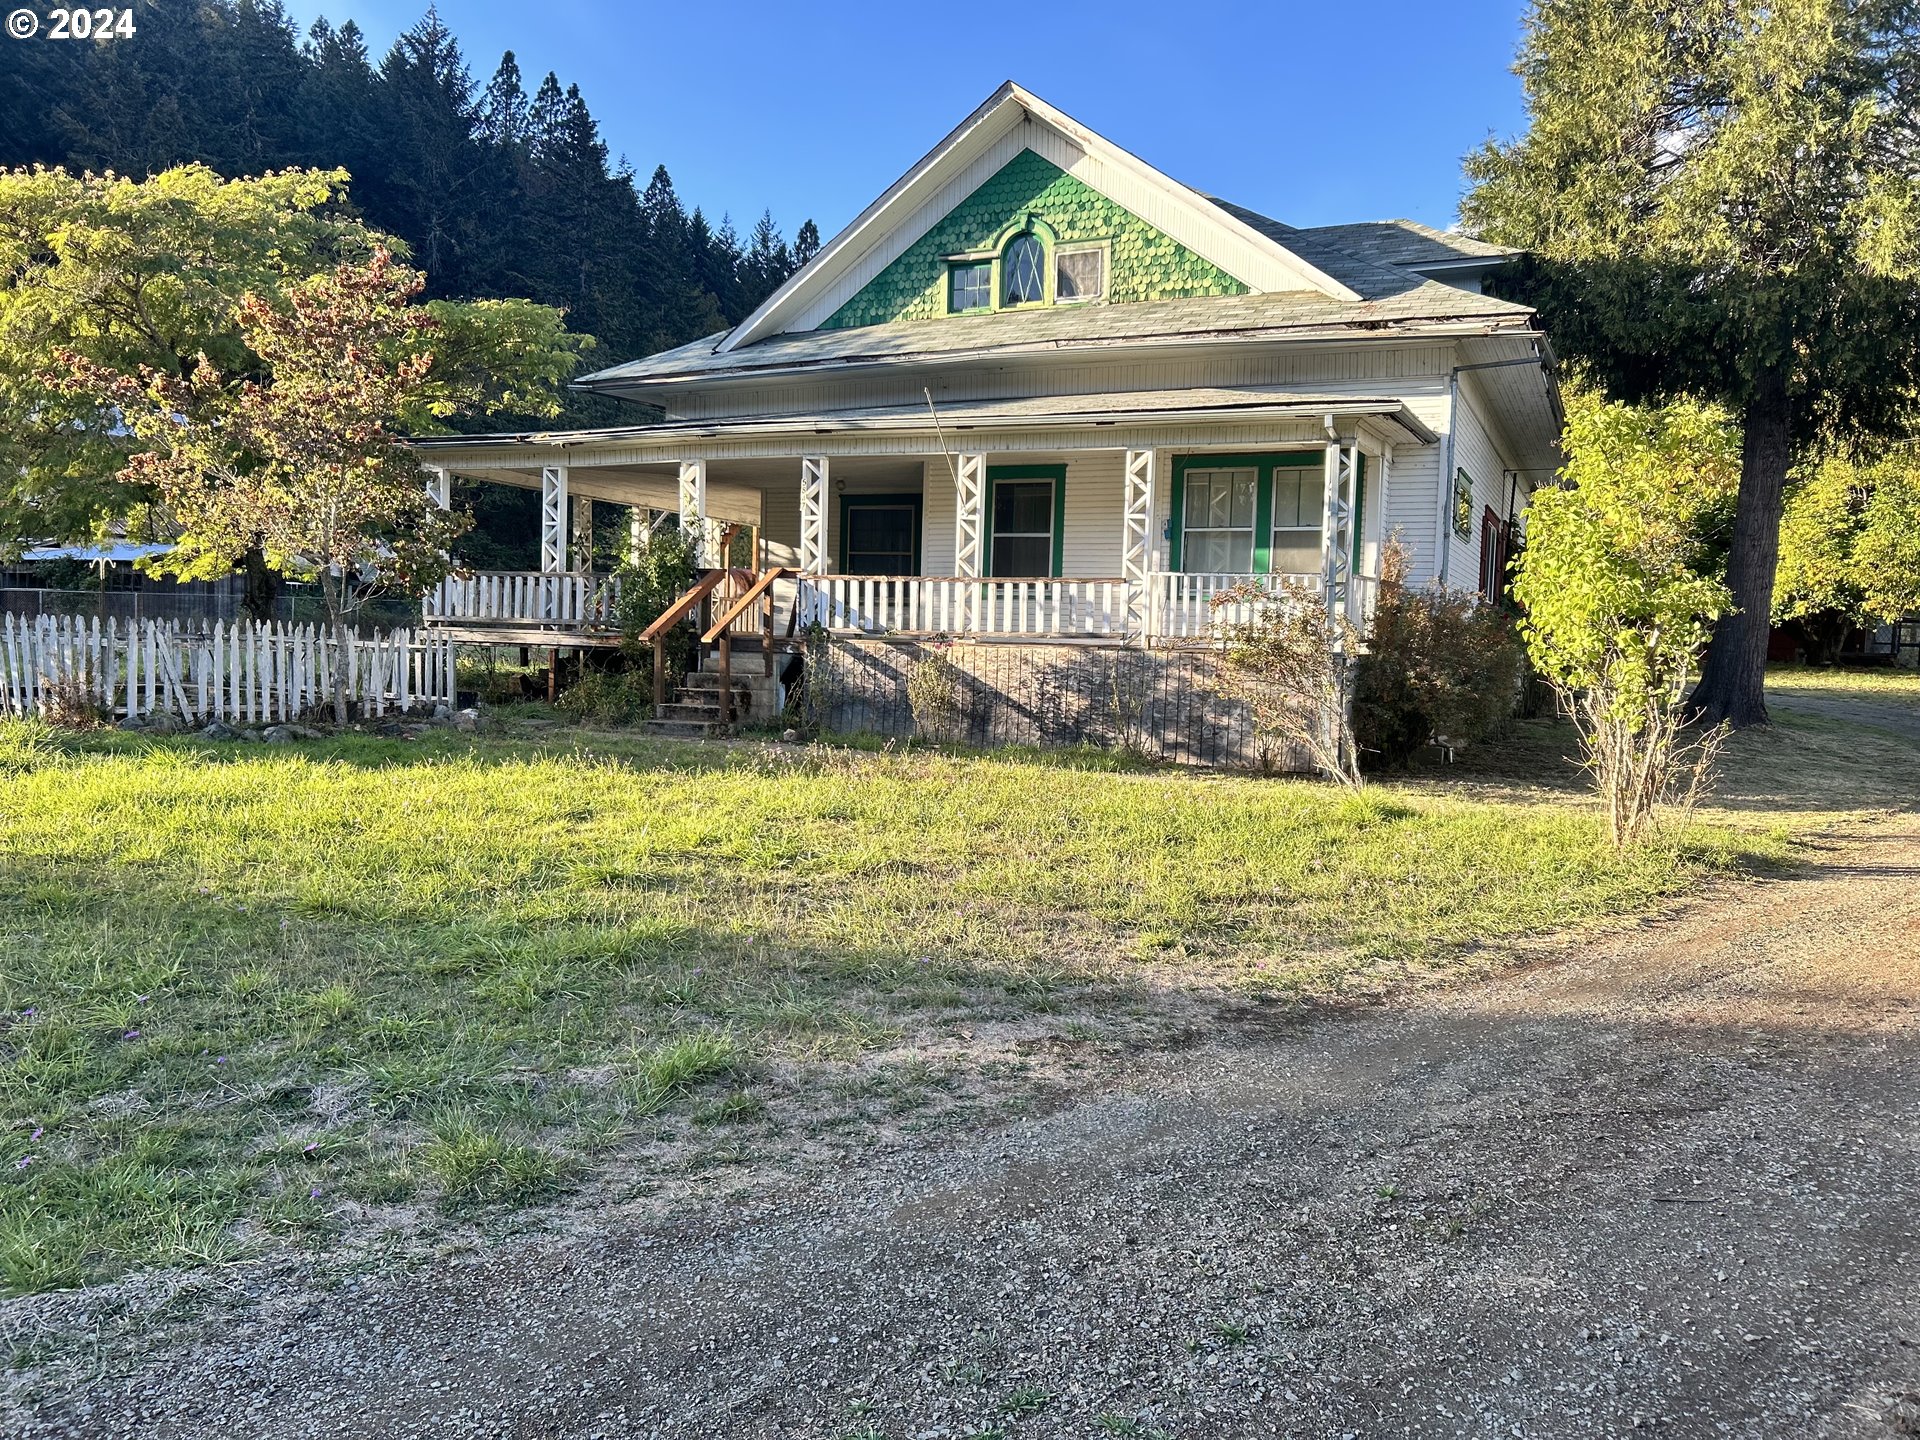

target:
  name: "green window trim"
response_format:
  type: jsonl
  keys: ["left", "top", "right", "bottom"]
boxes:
{"left": 948, "top": 260, "right": 992, "bottom": 313}
{"left": 981, "top": 464, "right": 1068, "bottom": 577}
{"left": 1168, "top": 452, "right": 1366, "bottom": 575}
{"left": 837, "top": 492, "right": 923, "bottom": 575}
{"left": 1452, "top": 467, "right": 1475, "bottom": 539}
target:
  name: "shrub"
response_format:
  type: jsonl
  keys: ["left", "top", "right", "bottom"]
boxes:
{"left": 614, "top": 525, "right": 701, "bottom": 695}
{"left": 1352, "top": 546, "right": 1524, "bottom": 769}
{"left": 38, "top": 673, "right": 108, "bottom": 731}
{"left": 1210, "top": 583, "right": 1360, "bottom": 784}
{"left": 614, "top": 525, "right": 699, "bottom": 647}
{"left": 555, "top": 669, "right": 650, "bottom": 725}
{"left": 906, "top": 644, "right": 971, "bottom": 744}
{"left": 1514, "top": 390, "right": 1737, "bottom": 845}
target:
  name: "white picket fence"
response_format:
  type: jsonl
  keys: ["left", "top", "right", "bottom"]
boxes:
{"left": 0, "top": 613, "right": 455, "bottom": 723}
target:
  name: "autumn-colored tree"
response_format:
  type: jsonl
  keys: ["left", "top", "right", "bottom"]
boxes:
{"left": 55, "top": 250, "right": 467, "bottom": 723}
{"left": 0, "top": 163, "right": 585, "bottom": 611}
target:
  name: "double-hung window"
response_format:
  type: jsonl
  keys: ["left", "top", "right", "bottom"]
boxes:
{"left": 1181, "top": 468, "right": 1258, "bottom": 574}
{"left": 1270, "top": 467, "right": 1327, "bottom": 576}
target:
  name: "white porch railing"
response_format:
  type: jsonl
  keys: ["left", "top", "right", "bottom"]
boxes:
{"left": 798, "top": 575, "right": 1128, "bottom": 639}
{"left": 793, "top": 571, "right": 1377, "bottom": 643}
{"left": 1148, "top": 572, "right": 1323, "bottom": 640}
{"left": 424, "top": 572, "right": 622, "bottom": 628}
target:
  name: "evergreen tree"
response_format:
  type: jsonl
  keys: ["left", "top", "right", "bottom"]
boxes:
{"left": 793, "top": 218, "right": 821, "bottom": 269}
{"left": 0, "top": 0, "right": 807, "bottom": 432}
{"left": 477, "top": 52, "right": 532, "bottom": 151}
{"left": 1464, "top": 0, "right": 1920, "bottom": 727}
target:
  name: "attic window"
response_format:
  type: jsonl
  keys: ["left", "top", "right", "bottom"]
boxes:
{"left": 949, "top": 261, "right": 992, "bottom": 312}
{"left": 1055, "top": 245, "right": 1106, "bottom": 302}
{"left": 1002, "top": 233, "right": 1045, "bottom": 305}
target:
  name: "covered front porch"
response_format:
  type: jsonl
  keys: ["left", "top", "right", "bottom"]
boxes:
{"left": 414, "top": 397, "right": 1419, "bottom": 650}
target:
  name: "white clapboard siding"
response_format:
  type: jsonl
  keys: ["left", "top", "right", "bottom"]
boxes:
{"left": 0, "top": 614, "right": 455, "bottom": 723}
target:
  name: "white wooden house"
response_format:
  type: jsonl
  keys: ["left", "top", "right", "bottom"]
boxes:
{"left": 414, "top": 82, "right": 1561, "bottom": 732}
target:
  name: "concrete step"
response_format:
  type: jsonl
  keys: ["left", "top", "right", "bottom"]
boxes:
{"left": 657, "top": 701, "right": 723, "bottom": 722}
{"left": 645, "top": 718, "right": 719, "bottom": 739}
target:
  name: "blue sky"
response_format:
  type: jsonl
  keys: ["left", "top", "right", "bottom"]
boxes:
{"left": 279, "top": 1, "right": 1533, "bottom": 246}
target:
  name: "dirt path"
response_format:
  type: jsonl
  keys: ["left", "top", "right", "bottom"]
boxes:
{"left": 17, "top": 829, "right": 1920, "bottom": 1438}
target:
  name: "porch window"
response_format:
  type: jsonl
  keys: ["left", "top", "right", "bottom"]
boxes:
{"left": 990, "top": 480, "right": 1055, "bottom": 576}
{"left": 1181, "top": 468, "right": 1257, "bottom": 573}
{"left": 1002, "top": 233, "right": 1045, "bottom": 305}
{"left": 1055, "top": 245, "right": 1105, "bottom": 302}
{"left": 1270, "top": 468, "right": 1326, "bottom": 576}
{"left": 949, "top": 261, "right": 992, "bottom": 313}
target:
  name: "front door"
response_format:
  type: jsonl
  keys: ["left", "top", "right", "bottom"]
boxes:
{"left": 840, "top": 495, "right": 920, "bottom": 575}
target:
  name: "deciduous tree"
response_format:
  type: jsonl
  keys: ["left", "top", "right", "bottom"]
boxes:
{"left": 1775, "top": 448, "right": 1920, "bottom": 659}
{"left": 54, "top": 250, "right": 467, "bottom": 723}
{"left": 0, "top": 164, "right": 585, "bottom": 608}
{"left": 1513, "top": 391, "right": 1740, "bottom": 844}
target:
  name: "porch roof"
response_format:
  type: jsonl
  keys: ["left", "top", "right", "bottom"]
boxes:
{"left": 410, "top": 388, "right": 1439, "bottom": 457}
{"left": 575, "top": 287, "right": 1538, "bottom": 392}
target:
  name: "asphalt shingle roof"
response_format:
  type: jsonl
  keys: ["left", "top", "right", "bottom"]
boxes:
{"left": 576, "top": 202, "right": 1532, "bottom": 392}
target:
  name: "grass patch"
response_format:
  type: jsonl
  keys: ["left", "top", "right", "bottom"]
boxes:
{"left": 1, "top": 674, "right": 1892, "bottom": 1293}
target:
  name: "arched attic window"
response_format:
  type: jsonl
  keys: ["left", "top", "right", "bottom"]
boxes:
{"left": 1002, "top": 232, "right": 1045, "bottom": 305}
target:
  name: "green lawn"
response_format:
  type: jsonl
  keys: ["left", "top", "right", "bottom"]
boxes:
{"left": 0, "top": 685, "right": 1891, "bottom": 1295}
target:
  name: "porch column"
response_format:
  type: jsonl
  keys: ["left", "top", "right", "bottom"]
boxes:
{"left": 678, "top": 459, "right": 709, "bottom": 566}
{"left": 953, "top": 452, "right": 986, "bottom": 634}
{"left": 423, "top": 464, "right": 451, "bottom": 510}
{"left": 799, "top": 456, "right": 829, "bottom": 574}
{"left": 540, "top": 464, "right": 569, "bottom": 574}
{"left": 1320, "top": 435, "right": 1358, "bottom": 630}
{"left": 570, "top": 493, "right": 594, "bottom": 572}
{"left": 1121, "top": 448, "right": 1156, "bottom": 644}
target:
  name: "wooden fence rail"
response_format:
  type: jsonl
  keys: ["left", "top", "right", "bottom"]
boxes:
{"left": 0, "top": 614, "right": 456, "bottom": 723}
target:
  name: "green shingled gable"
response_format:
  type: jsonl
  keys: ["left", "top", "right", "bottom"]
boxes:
{"left": 821, "top": 149, "right": 1249, "bottom": 330}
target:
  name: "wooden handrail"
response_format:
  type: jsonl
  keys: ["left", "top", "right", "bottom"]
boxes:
{"left": 702, "top": 566, "right": 791, "bottom": 642}
{"left": 638, "top": 567, "right": 741, "bottom": 641}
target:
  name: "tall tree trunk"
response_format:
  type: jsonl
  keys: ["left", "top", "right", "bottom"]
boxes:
{"left": 322, "top": 570, "right": 350, "bottom": 727}
{"left": 241, "top": 547, "right": 282, "bottom": 622}
{"left": 1689, "top": 369, "right": 1792, "bottom": 728}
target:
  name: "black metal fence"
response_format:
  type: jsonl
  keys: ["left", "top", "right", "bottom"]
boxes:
{"left": 800, "top": 637, "right": 1308, "bottom": 771}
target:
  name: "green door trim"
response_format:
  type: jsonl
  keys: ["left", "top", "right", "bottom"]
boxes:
{"left": 982, "top": 463, "right": 1067, "bottom": 577}
{"left": 837, "top": 492, "right": 923, "bottom": 575}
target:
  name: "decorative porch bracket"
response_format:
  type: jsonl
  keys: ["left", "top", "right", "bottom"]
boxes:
{"left": 424, "top": 464, "right": 451, "bottom": 510}
{"left": 1320, "top": 439, "right": 1359, "bottom": 637}
{"left": 1121, "top": 448, "right": 1156, "bottom": 642}
{"left": 954, "top": 452, "right": 986, "bottom": 633}
{"left": 800, "top": 456, "right": 829, "bottom": 575}
{"left": 679, "top": 460, "right": 709, "bottom": 566}
{"left": 540, "top": 465, "right": 569, "bottom": 575}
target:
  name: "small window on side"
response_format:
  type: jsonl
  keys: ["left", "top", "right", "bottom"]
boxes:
{"left": 949, "top": 261, "right": 992, "bottom": 313}
{"left": 1055, "top": 246, "right": 1105, "bottom": 303}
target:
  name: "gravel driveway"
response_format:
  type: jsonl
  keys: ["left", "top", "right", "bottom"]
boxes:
{"left": 14, "top": 819, "right": 1920, "bottom": 1438}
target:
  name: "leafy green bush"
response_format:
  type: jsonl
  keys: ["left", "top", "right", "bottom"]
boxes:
{"left": 614, "top": 525, "right": 699, "bottom": 647}
{"left": 555, "top": 669, "right": 650, "bottom": 725}
{"left": 1353, "top": 546, "right": 1525, "bottom": 769}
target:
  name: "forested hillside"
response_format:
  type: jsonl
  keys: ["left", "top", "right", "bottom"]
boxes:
{"left": 0, "top": 0, "right": 818, "bottom": 428}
